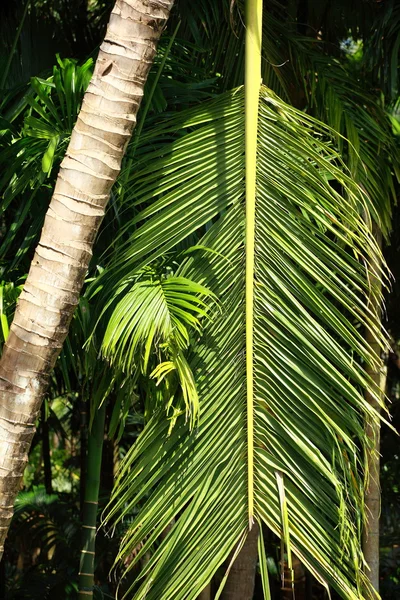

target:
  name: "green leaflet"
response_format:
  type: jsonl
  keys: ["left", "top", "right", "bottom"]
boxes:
{"left": 101, "top": 84, "right": 384, "bottom": 600}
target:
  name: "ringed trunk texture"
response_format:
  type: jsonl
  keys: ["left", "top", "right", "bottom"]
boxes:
{"left": 220, "top": 523, "right": 259, "bottom": 600}
{"left": 0, "top": 0, "right": 174, "bottom": 555}
{"left": 362, "top": 227, "right": 385, "bottom": 594}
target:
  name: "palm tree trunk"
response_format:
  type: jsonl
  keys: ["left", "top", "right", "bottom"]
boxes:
{"left": 78, "top": 401, "right": 107, "bottom": 599}
{"left": 362, "top": 367, "right": 385, "bottom": 593}
{"left": 363, "top": 369, "right": 386, "bottom": 592}
{"left": 362, "top": 227, "right": 385, "bottom": 594}
{"left": 0, "top": 0, "right": 174, "bottom": 556}
{"left": 305, "top": 570, "right": 313, "bottom": 600}
{"left": 198, "top": 585, "right": 211, "bottom": 600}
{"left": 282, "top": 554, "right": 306, "bottom": 599}
{"left": 220, "top": 523, "right": 259, "bottom": 600}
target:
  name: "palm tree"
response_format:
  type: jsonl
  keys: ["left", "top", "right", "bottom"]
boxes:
{"left": 0, "top": 0, "right": 174, "bottom": 555}
{"left": 95, "top": 2, "right": 394, "bottom": 599}
{"left": 1, "top": 1, "right": 398, "bottom": 597}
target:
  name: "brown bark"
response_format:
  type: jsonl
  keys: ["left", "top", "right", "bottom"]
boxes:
{"left": 362, "top": 228, "right": 385, "bottom": 595}
{"left": 362, "top": 363, "right": 386, "bottom": 594}
{"left": 198, "top": 584, "right": 211, "bottom": 600}
{"left": 0, "top": 0, "right": 174, "bottom": 555}
{"left": 362, "top": 411, "right": 382, "bottom": 594}
{"left": 282, "top": 554, "right": 306, "bottom": 600}
{"left": 221, "top": 523, "right": 259, "bottom": 600}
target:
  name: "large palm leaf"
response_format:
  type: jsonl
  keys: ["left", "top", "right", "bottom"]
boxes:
{"left": 88, "top": 6, "right": 389, "bottom": 600}
{"left": 95, "top": 73, "right": 386, "bottom": 599}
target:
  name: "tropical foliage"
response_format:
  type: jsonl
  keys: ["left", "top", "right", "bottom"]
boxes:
{"left": 1, "top": 0, "right": 400, "bottom": 599}
{"left": 101, "top": 83, "right": 385, "bottom": 599}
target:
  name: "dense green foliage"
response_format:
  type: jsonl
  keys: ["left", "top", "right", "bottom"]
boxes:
{"left": 0, "top": 1, "right": 400, "bottom": 598}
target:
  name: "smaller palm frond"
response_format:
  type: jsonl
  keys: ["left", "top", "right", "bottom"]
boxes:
{"left": 99, "top": 86, "right": 387, "bottom": 600}
{"left": 55, "top": 295, "right": 137, "bottom": 441}
{"left": 101, "top": 266, "right": 215, "bottom": 430}
{"left": 13, "top": 486, "right": 59, "bottom": 515}
{"left": 13, "top": 486, "right": 80, "bottom": 558}
{"left": 172, "top": 0, "right": 245, "bottom": 91}
{"left": 135, "top": 32, "right": 220, "bottom": 127}
{"left": 8, "top": 486, "right": 80, "bottom": 598}
{"left": 175, "top": 0, "right": 228, "bottom": 46}
{"left": 304, "top": 55, "right": 399, "bottom": 236}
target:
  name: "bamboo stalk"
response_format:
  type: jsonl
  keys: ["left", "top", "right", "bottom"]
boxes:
{"left": 78, "top": 401, "right": 107, "bottom": 599}
{"left": 0, "top": 0, "right": 30, "bottom": 90}
{"left": 80, "top": 396, "right": 88, "bottom": 519}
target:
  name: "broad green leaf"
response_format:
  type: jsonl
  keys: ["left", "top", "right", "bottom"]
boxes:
{"left": 42, "top": 135, "right": 60, "bottom": 175}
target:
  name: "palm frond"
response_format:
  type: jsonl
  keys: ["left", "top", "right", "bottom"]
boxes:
{"left": 101, "top": 267, "right": 215, "bottom": 430}
{"left": 97, "top": 85, "right": 386, "bottom": 599}
{"left": 301, "top": 53, "right": 399, "bottom": 236}
{"left": 363, "top": 0, "right": 400, "bottom": 103}
{"left": 258, "top": 10, "right": 400, "bottom": 236}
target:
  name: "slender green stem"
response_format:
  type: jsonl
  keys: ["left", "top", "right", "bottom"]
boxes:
{"left": 245, "top": 0, "right": 262, "bottom": 528}
{"left": 0, "top": 0, "right": 30, "bottom": 90}
{"left": 80, "top": 396, "right": 88, "bottom": 519}
{"left": 78, "top": 401, "right": 107, "bottom": 599}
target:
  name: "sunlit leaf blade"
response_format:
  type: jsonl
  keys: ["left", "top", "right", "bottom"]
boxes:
{"left": 102, "top": 86, "right": 385, "bottom": 599}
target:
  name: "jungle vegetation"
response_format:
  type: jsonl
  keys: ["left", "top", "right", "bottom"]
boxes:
{"left": 0, "top": 1, "right": 400, "bottom": 599}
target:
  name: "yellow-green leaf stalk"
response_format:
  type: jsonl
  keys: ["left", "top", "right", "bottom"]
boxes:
{"left": 246, "top": 0, "right": 263, "bottom": 529}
